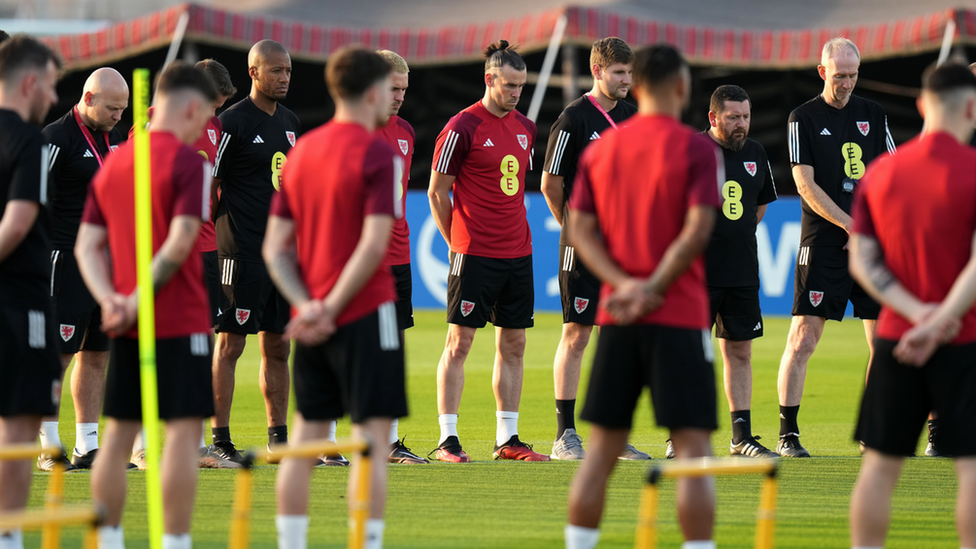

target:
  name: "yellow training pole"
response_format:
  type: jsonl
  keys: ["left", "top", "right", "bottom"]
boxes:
{"left": 634, "top": 473, "right": 660, "bottom": 549}
{"left": 40, "top": 460, "right": 64, "bottom": 549}
{"left": 754, "top": 472, "right": 778, "bottom": 549}
{"left": 348, "top": 449, "right": 372, "bottom": 549}
{"left": 133, "top": 67, "right": 164, "bottom": 549}
{"left": 227, "top": 465, "right": 253, "bottom": 549}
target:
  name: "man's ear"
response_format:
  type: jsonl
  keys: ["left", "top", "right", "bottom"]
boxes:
{"left": 817, "top": 64, "right": 827, "bottom": 81}
{"left": 708, "top": 111, "right": 718, "bottom": 128}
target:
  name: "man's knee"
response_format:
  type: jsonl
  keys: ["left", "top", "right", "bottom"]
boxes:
{"left": 497, "top": 328, "right": 526, "bottom": 359}
{"left": 561, "top": 323, "right": 593, "bottom": 355}
{"left": 215, "top": 333, "right": 246, "bottom": 361}
{"left": 786, "top": 316, "right": 825, "bottom": 358}
{"left": 445, "top": 325, "right": 476, "bottom": 359}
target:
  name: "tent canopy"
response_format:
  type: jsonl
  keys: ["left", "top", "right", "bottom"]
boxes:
{"left": 41, "top": 0, "right": 976, "bottom": 72}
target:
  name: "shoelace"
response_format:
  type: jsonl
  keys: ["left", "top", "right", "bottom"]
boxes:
{"left": 395, "top": 438, "right": 417, "bottom": 455}
{"left": 560, "top": 434, "right": 584, "bottom": 451}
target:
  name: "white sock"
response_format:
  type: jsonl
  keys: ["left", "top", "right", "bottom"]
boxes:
{"left": 565, "top": 525, "right": 599, "bottom": 549}
{"left": 438, "top": 414, "right": 458, "bottom": 445}
{"left": 199, "top": 420, "right": 208, "bottom": 449}
{"left": 495, "top": 411, "right": 519, "bottom": 446}
{"left": 276, "top": 515, "right": 309, "bottom": 549}
{"left": 97, "top": 525, "right": 124, "bottom": 549}
{"left": 0, "top": 529, "right": 23, "bottom": 549}
{"left": 326, "top": 420, "right": 337, "bottom": 443}
{"left": 38, "top": 421, "right": 61, "bottom": 449}
{"left": 76, "top": 423, "right": 99, "bottom": 455}
{"left": 682, "top": 541, "right": 716, "bottom": 549}
{"left": 389, "top": 419, "right": 399, "bottom": 445}
{"left": 161, "top": 534, "right": 191, "bottom": 549}
{"left": 132, "top": 430, "right": 146, "bottom": 454}
{"left": 365, "top": 519, "right": 385, "bottom": 549}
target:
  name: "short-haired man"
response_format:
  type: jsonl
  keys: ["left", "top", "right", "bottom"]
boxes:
{"left": 565, "top": 44, "right": 722, "bottom": 549}
{"left": 374, "top": 49, "right": 428, "bottom": 464}
{"left": 848, "top": 62, "right": 976, "bottom": 549}
{"left": 41, "top": 67, "right": 128, "bottom": 471}
{"left": 702, "top": 84, "right": 778, "bottom": 458}
{"left": 428, "top": 40, "right": 547, "bottom": 462}
{"left": 210, "top": 40, "right": 300, "bottom": 462}
{"left": 76, "top": 61, "right": 218, "bottom": 549}
{"left": 127, "top": 58, "right": 240, "bottom": 469}
{"left": 264, "top": 45, "right": 404, "bottom": 549}
{"left": 778, "top": 37, "right": 895, "bottom": 457}
{"left": 541, "top": 37, "right": 648, "bottom": 461}
{"left": 0, "top": 34, "right": 62, "bottom": 549}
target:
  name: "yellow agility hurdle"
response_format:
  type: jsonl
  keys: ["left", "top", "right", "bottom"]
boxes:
{"left": 0, "top": 445, "right": 100, "bottom": 549}
{"left": 635, "top": 457, "right": 779, "bottom": 549}
{"left": 228, "top": 438, "right": 372, "bottom": 549}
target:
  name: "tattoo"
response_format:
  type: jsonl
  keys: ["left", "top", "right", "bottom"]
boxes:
{"left": 861, "top": 237, "right": 897, "bottom": 293}
{"left": 267, "top": 247, "right": 310, "bottom": 306}
{"left": 150, "top": 256, "right": 181, "bottom": 295}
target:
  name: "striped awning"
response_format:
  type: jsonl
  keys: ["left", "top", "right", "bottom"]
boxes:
{"left": 39, "top": 2, "right": 976, "bottom": 72}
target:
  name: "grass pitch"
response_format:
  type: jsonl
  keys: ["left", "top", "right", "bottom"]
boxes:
{"left": 25, "top": 312, "right": 958, "bottom": 548}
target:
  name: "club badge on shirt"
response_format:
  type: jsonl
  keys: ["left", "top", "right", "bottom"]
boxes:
{"left": 744, "top": 162, "right": 757, "bottom": 177}
{"left": 285, "top": 131, "right": 296, "bottom": 147}
{"left": 208, "top": 129, "right": 217, "bottom": 145}
{"left": 857, "top": 122, "right": 870, "bottom": 136}
{"left": 398, "top": 139, "right": 409, "bottom": 155}
{"left": 517, "top": 135, "right": 528, "bottom": 150}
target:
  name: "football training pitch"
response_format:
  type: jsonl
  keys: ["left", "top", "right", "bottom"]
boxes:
{"left": 25, "top": 312, "right": 956, "bottom": 548}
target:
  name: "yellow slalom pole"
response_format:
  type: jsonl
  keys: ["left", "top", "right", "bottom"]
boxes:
{"left": 348, "top": 448, "right": 372, "bottom": 549}
{"left": 133, "top": 67, "right": 164, "bottom": 549}
{"left": 40, "top": 460, "right": 64, "bottom": 549}
{"left": 634, "top": 470, "right": 660, "bottom": 549}
{"left": 754, "top": 471, "right": 778, "bottom": 549}
{"left": 227, "top": 464, "right": 253, "bottom": 549}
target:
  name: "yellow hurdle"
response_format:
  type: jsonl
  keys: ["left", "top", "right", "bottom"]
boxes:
{"left": 228, "top": 438, "right": 372, "bottom": 549}
{"left": 634, "top": 457, "right": 779, "bottom": 549}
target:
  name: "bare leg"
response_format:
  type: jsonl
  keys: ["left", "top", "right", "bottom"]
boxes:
{"left": 90, "top": 420, "right": 141, "bottom": 526}
{"left": 350, "top": 418, "right": 394, "bottom": 518}
{"left": 436, "top": 325, "right": 476, "bottom": 415}
{"left": 0, "top": 416, "right": 43, "bottom": 512}
{"left": 850, "top": 449, "right": 903, "bottom": 547}
{"left": 258, "top": 331, "right": 290, "bottom": 428}
{"left": 956, "top": 457, "right": 976, "bottom": 547}
{"left": 276, "top": 413, "right": 331, "bottom": 515}
{"left": 553, "top": 323, "right": 593, "bottom": 401}
{"left": 72, "top": 350, "right": 110, "bottom": 423}
{"left": 211, "top": 332, "right": 246, "bottom": 429}
{"left": 776, "top": 315, "right": 826, "bottom": 407}
{"left": 721, "top": 339, "right": 752, "bottom": 412}
{"left": 161, "top": 418, "right": 203, "bottom": 533}
{"left": 861, "top": 319, "right": 877, "bottom": 383}
{"left": 41, "top": 354, "right": 74, "bottom": 425}
{"left": 567, "top": 426, "right": 629, "bottom": 528}
{"left": 493, "top": 327, "right": 525, "bottom": 412}
{"left": 670, "top": 428, "right": 715, "bottom": 541}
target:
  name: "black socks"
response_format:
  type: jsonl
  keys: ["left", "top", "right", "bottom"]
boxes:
{"left": 269, "top": 425, "right": 288, "bottom": 445}
{"left": 211, "top": 426, "right": 231, "bottom": 446}
{"left": 779, "top": 405, "right": 800, "bottom": 437}
{"left": 730, "top": 410, "right": 752, "bottom": 444}
{"left": 555, "top": 399, "right": 576, "bottom": 439}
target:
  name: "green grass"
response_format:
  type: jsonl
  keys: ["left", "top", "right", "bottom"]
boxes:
{"left": 24, "top": 313, "right": 960, "bottom": 548}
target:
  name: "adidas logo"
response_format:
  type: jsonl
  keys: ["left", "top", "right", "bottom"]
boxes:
{"left": 590, "top": 131, "right": 600, "bottom": 140}
{"left": 733, "top": 417, "right": 747, "bottom": 423}
{"left": 820, "top": 128, "right": 831, "bottom": 136}
{"left": 83, "top": 149, "right": 94, "bottom": 158}
{"left": 779, "top": 413, "right": 786, "bottom": 419}
{"left": 753, "top": 322, "right": 762, "bottom": 331}
{"left": 86, "top": 430, "right": 97, "bottom": 436}
{"left": 483, "top": 139, "right": 495, "bottom": 147}
{"left": 253, "top": 135, "right": 264, "bottom": 144}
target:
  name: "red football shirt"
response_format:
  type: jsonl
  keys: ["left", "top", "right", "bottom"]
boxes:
{"left": 432, "top": 101, "right": 536, "bottom": 258}
{"left": 270, "top": 121, "right": 400, "bottom": 327}
{"left": 376, "top": 115, "right": 414, "bottom": 266}
{"left": 82, "top": 131, "right": 212, "bottom": 339}
{"left": 570, "top": 114, "right": 723, "bottom": 329}
{"left": 130, "top": 109, "right": 220, "bottom": 253}
{"left": 852, "top": 131, "right": 976, "bottom": 343}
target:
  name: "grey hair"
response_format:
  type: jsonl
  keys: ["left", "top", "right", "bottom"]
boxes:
{"left": 821, "top": 37, "right": 860, "bottom": 66}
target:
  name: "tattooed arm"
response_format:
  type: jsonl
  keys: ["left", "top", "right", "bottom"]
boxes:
{"left": 849, "top": 233, "right": 930, "bottom": 324}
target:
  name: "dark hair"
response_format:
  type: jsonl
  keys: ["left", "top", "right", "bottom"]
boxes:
{"left": 632, "top": 44, "right": 686, "bottom": 90}
{"left": 710, "top": 84, "right": 750, "bottom": 113}
{"left": 325, "top": 45, "right": 393, "bottom": 100}
{"left": 155, "top": 61, "right": 218, "bottom": 103}
{"left": 0, "top": 34, "right": 61, "bottom": 83}
{"left": 196, "top": 59, "right": 237, "bottom": 98}
{"left": 484, "top": 40, "right": 526, "bottom": 73}
{"left": 0, "top": 30, "right": 9, "bottom": 45}
{"left": 590, "top": 37, "right": 634, "bottom": 70}
{"left": 923, "top": 62, "right": 976, "bottom": 95}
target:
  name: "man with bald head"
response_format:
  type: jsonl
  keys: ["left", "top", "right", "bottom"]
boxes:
{"left": 41, "top": 66, "right": 129, "bottom": 471}
{"left": 777, "top": 37, "right": 895, "bottom": 457}
{"left": 210, "top": 39, "right": 300, "bottom": 462}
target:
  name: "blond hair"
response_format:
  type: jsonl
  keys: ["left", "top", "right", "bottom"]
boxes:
{"left": 821, "top": 37, "right": 860, "bottom": 66}
{"left": 377, "top": 50, "right": 409, "bottom": 74}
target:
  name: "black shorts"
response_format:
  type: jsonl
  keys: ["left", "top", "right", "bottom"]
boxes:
{"left": 856, "top": 338, "right": 976, "bottom": 457}
{"left": 292, "top": 302, "right": 407, "bottom": 424}
{"left": 215, "top": 258, "right": 290, "bottom": 334}
{"left": 581, "top": 324, "right": 717, "bottom": 431}
{"left": 390, "top": 263, "right": 414, "bottom": 330}
{"left": 202, "top": 250, "right": 220, "bottom": 328}
{"left": 446, "top": 253, "right": 534, "bottom": 329}
{"left": 709, "top": 285, "right": 763, "bottom": 341}
{"left": 559, "top": 245, "right": 600, "bottom": 326}
{"left": 793, "top": 245, "right": 880, "bottom": 321}
{"left": 0, "top": 301, "right": 61, "bottom": 417}
{"left": 50, "top": 249, "right": 110, "bottom": 354}
{"left": 103, "top": 335, "right": 215, "bottom": 421}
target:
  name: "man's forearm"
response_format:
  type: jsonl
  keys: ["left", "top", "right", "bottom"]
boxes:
{"left": 267, "top": 247, "right": 311, "bottom": 307}
{"left": 850, "top": 235, "right": 927, "bottom": 323}
{"left": 76, "top": 246, "right": 115, "bottom": 304}
{"left": 541, "top": 173, "right": 565, "bottom": 225}
{"left": 429, "top": 191, "right": 453, "bottom": 246}
{"left": 323, "top": 242, "right": 387, "bottom": 316}
{"left": 931, "top": 236, "right": 976, "bottom": 321}
{"left": 569, "top": 212, "right": 629, "bottom": 288}
{"left": 645, "top": 208, "right": 714, "bottom": 296}
{"left": 793, "top": 165, "right": 852, "bottom": 231}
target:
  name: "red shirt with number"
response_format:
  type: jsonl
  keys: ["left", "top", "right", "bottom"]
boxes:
{"left": 432, "top": 101, "right": 536, "bottom": 258}
{"left": 569, "top": 114, "right": 723, "bottom": 329}
{"left": 81, "top": 131, "right": 212, "bottom": 339}
{"left": 852, "top": 131, "right": 976, "bottom": 343}
{"left": 270, "top": 121, "right": 401, "bottom": 327}
{"left": 376, "top": 115, "right": 414, "bottom": 266}
{"left": 130, "top": 108, "right": 220, "bottom": 253}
